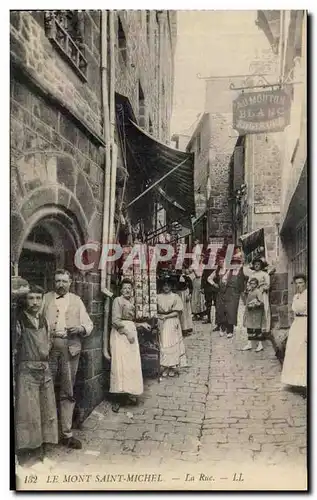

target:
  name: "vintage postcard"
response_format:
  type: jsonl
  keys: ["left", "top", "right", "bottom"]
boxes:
{"left": 10, "top": 9, "right": 307, "bottom": 491}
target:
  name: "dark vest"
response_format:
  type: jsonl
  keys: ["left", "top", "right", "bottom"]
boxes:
{"left": 17, "top": 312, "right": 49, "bottom": 363}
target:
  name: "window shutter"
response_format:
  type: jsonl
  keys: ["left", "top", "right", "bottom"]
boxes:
{"left": 233, "top": 145, "right": 244, "bottom": 192}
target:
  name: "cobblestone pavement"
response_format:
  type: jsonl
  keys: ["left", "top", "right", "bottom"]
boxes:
{"left": 35, "top": 305, "right": 307, "bottom": 471}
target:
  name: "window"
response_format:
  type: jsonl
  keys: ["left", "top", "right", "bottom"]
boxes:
{"left": 149, "top": 116, "right": 153, "bottom": 135}
{"left": 146, "top": 10, "right": 151, "bottom": 45}
{"left": 117, "top": 16, "right": 127, "bottom": 65}
{"left": 154, "top": 25, "right": 159, "bottom": 81}
{"left": 294, "top": 11, "right": 304, "bottom": 58}
{"left": 291, "top": 216, "right": 307, "bottom": 276}
{"left": 44, "top": 11, "right": 87, "bottom": 81}
{"left": 275, "top": 223, "right": 280, "bottom": 259}
{"left": 233, "top": 143, "right": 245, "bottom": 191}
{"left": 138, "top": 82, "right": 146, "bottom": 128}
{"left": 291, "top": 139, "right": 300, "bottom": 166}
{"left": 196, "top": 133, "right": 202, "bottom": 155}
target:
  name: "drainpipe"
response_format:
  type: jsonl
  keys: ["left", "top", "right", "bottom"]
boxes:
{"left": 102, "top": 11, "right": 118, "bottom": 360}
{"left": 157, "top": 11, "right": 163, "bottom": 141}
{"left": 278, "top": 10, "right": 285, "bottom": 83}
{"left": 108, "top": 11, "right": 117, "bottom": 250}
{"left": 281, "top": 11, "right": 290, "bottom": 83}
{"left": 101, "top": 10, "right": 113, "bottom": 360}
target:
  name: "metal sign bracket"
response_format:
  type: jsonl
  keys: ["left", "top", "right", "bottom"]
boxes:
{"left": 228, "top": 59, "right": 303, "bottom": 92}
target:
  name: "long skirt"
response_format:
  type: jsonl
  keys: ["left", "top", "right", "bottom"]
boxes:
{"left": 261, "top": 291, "right": 271, "bottom": 332}
{"left": 191, "top": 277, "right": 204, "bottom": 315}
{"left": 177, "top": 289, "right": 193, "bottom": 334}
{"left": 159, "top": 317, "right": 187, "bottom": 368}
{"left": 15, "top": 362, "right": 58, "bottom": 450}
{"left": 216, "top": 289, "right": 240, "bottom": 327}
{"left": 281, "top": 317, "right": 307, "bottom": 387}
{"left": 110, "top": 320, "right": 143, "bottom": 396}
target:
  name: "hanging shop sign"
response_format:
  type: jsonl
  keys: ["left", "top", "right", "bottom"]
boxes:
{"left": 239, "top": 228, "right": 266, "bottom": 261}
{"left": 232, "top": 89, "right": 291, "bottom": 134}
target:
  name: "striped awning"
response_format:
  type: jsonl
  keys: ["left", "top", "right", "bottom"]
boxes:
{"left": 115, "top": 94, "right": 195, "bottom": 230}
{"left": 126, "top": 119, "right": 195, "bottom": 218}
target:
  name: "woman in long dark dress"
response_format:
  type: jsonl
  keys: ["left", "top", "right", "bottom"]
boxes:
{"left": 208, "top": 257, "right": 245, "bottom": 338}
{"left": 176, "top": 267, "right": 194, "bottom": 337}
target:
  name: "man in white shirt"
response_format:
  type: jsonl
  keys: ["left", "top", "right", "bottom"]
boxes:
{"left": 43, "top": 269, "right": 93, "bottom": 449}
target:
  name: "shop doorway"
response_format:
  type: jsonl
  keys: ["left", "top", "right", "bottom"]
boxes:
{"left": 18, "top": 215, "right": 79, "bottom": 291}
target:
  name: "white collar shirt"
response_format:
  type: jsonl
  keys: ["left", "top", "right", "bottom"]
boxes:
{"left": 54, "top": 292, "right": 70, "bottom": 335}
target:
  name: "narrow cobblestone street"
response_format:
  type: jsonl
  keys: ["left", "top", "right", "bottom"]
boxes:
{"left": 39, "top": 304, "right": 306, "bottom": 473}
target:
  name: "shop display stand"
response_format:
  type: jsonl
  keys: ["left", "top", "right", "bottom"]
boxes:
{"left": 121, "top": 245, "right": 160, "bottom": 381}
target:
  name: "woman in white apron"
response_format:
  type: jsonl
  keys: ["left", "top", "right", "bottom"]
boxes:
{"left": 157, "top": 276, "right": 187, "bottom": 377}
{"left": 110, "top": 279, "right": 150, "bottom": 412}
{"left": 281, "top": 274, "right": 307, "bottom": 396}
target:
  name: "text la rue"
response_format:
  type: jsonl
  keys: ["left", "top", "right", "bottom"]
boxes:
{"left": 185, "top": 472, "right": 244, "bottom": 482}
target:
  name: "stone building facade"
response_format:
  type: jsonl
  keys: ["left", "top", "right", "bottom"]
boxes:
{"left": 231, "top": 10, "right": 307, "bottom": 353}
{"left": 10, "top": 10, "right": 176, "bottom": 419}
{"left": 113, "top": 10, "right": 177, "bottom": 241}
{"left": 114, "top": 10, "right": 176, "bottom": 143}
{"left": 185, "top": 79, "right": 239, "bottom": 245}
{"left": 265, "top": 11, "right": 306, "bottom": 354}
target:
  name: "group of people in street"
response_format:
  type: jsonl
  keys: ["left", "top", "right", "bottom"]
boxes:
{"left": 188, "top": 237, "right": 272, "bottom": 352}
{"left": 13, "top": 239, "right": 307, "bottom": 466}
{"left": 14, "top": 269, "right": 93, "bottom": 464}
{"left": 107, "top": 239, "right": 276, "bottom": 413}
{"left": 109, "top": 273, "right": 189, "bottom": 412}
{"left": 188, "top": 238, "right": 307, "bottom": 396}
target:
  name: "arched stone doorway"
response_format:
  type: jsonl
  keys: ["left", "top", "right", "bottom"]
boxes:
{"left": 18, "top": 210, "right": 84, "bottom": 291}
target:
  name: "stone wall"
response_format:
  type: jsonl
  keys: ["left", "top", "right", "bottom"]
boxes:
{"left": 187, "top": 112, "right": 234, "bottom": 241}
{"left": 10, "top": 10, "right": 106, "bottom": 420}
{"left": 10, "top": 9, "right": 177, "bottom": 420}
{"left": 10, "top": 11, "right": 103, "bottom": 136}
{"left": 187, "top": 115, "right": 210, "bottom": 197}
{"left": 114, "top": 10, "right": 174, "bottom": 143}
{"left": 208, "top": 149, "right": 234, "bottom": 239}
{"left": 242, "top": 128, "right": 287, "bottom": 335}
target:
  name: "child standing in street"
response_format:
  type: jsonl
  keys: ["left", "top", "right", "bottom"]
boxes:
{"left": 15, "top": 285, "right": 58, "bottom": 464}
{"left": 242, "top": 277, "right": 265, "bottom": 352}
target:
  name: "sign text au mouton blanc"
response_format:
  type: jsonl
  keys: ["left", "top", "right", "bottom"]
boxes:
{"left": 232, "top": 89, "right": 291, "bottom": 134}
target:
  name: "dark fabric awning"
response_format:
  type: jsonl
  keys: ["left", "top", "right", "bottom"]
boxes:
{"left": 115, "top": 93, "right": 195, "bottom": 223}
{"left": 127, "top": 119, "right": 195, "bottom": 217}
{"left": 280, "top": 161, "right": 307, "bottom": 235}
